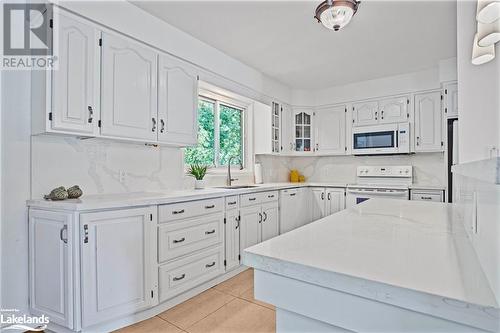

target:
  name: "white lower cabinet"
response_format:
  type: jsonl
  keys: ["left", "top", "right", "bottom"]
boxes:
{"left": 279, "top": 188, "right": 310, "bottom": 233}
{"left": 158, "top": 246, "right": 224, "bottom": 302}
{"left": 310, "top": 187, "right": 346, "bottom": 221}
{"left": 225, "top": 205, "right": 241, "bottom": 271}
{"left": 80, "top": 206, "right": 157, "bottom": 328}
{"left": 29, "top": 210, "right": 74, "bottom": 329}
{"left": 239, "top": 192, "right": 279, "bottom": 253}
{"left": 410, "top": 189, "right": 444, "bottom": 202}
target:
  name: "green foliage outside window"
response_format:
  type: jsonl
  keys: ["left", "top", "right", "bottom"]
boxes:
{"left": 184, "top": 98, "right": 243, "bottom": 168}
{"left": 184, "top": 100, "right": 215, "bottom": 166}
{"left": 219, "top": 104, "right": 242, "bottom": 166}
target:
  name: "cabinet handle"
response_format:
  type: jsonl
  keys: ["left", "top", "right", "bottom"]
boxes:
{"left": 173, "top": 274, "right": 186, "bottom": 281}
{"left": 83, "top": 224, "right": 89, "bottom": 244}
{"left": 321, "top": 192, "right": 324, "bottom": 200}
{"left": 316, "top": 143, "right": 319, "bottom": 151}
{"left": 375, "top": 111, "right": 378, "bottom": 120}
{"left": 228, "top": 201, "right": 237, "bottom": 205}
{"left": 60, "top": 225, "right": 68, "bottom": 244}
{"left": 172, "top": 209, "right": 185, "bottom": 215}
{"left": 160, "top": 119, "right": 165, "bottom": 133}
{"left": 259, "top": 212, "right": 263, "bottom": 223}
{"left": 289, "top": 193, "right": 296, "bottom": 196}
{"left": 205, "top": 262, "right": 216, "bottom": 268}
{"left": 248, "top": 197, "right": 256, "bottom": 201}
{"left": 205, "top": 205, "right": 215, "bottom": 209}
{"left": 152, "top": 118, "right": 157, "bottom": 132}
{"left": 267, "top": 195, "right": 275, "bottom": 199}
{"left": 173, "top": 237, "right": 185, "bottom": 243}
{"left": 87, "top": 106, "right": 93, "bottom": 123}
{"left": 416, "top": 136, "right": 420, "bottom": 146}
{"left": 236, "top": 219, "right": 240, "bottom": 229}
{"left": 205, "top": 229, "right": 216, "bottom": 235}
{"left": 381, "top": 110, "right": 384, "bottom": 119}
{"left": 421, "top": 196, "right": 433, "bottom": 200}
{"left": 328, "top": 192, "right": 331, "bottom": 201}
{"left": 263, "top": 212, "right": 267, "bottom": 221}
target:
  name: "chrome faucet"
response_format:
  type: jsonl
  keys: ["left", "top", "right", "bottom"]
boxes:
{"left": 227, "top": 155, "right": 243, "bottom": 187}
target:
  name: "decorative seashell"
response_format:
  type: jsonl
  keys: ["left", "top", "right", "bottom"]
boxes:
{"left": 44, "top": 186, "right": 68, "bottom": 201}
{"left": 67, "top": 185, "right": 83, "bottom": 199}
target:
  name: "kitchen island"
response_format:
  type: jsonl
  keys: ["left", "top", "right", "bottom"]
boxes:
{"left": 243, "top": 199, "right": 500, "bottom": 333}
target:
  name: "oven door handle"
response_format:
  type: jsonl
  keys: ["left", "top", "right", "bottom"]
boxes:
{"left": 347, "top": 190, "right": 407, "bottom": 196}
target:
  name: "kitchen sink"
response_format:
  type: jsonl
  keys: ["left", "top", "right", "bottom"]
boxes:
{"left": 216, "top": 185, "right": 259, "bottom": 189}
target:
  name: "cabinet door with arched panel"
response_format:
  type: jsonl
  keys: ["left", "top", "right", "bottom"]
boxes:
{"left": 292, "top": 107, "right": 314, "bottom": 153}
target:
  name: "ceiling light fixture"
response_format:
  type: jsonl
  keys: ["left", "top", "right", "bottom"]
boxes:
{"left": 477, "top": 0, "right": 500, "bottom": 24}
{"left": 314, "top": 0, "right": 360, "bottom": 31}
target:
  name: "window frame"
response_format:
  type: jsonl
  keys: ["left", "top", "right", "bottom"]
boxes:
{"left": 185, "top": 88, "right": 251, "bottom": 174}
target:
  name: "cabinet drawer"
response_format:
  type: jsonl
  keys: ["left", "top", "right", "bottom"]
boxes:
{"left": 158, "top": 215, "right": 223, "bottom": 262}
{"left": 240, "top": 193, "right": 262, "bottom": 207}
{"left": 159, "top": 198, "right": 223, "bottom": 222}
{"left": 158, "top": 246, "right": 223, "bottom": 302}
{"left": 225, "top": 196, "right": 239, "bottom": 210}
{"left": 261, "top": 191, "right": 278, "bottom": 204}
{"left": 411, "top": 191, "right": 443, "bottom": 202}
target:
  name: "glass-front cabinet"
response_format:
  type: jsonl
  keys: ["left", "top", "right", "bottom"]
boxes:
{"left": 271, "top": 102, "right": 281, "bottom": 153}
{"left": 292, "top": 108, "right": 314, "bottom": 152}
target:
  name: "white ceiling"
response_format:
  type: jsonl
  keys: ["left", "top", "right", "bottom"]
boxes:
{"left": 133, "top": 1, "right": 457, "bottom": 90}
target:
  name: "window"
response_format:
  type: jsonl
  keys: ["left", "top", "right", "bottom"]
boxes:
{"left": 185, "top": 96, "right": 244, "bottom": 168}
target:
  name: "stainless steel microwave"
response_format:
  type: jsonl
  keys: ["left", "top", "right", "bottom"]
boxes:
{"left": 352, "top": 123, "right": 410, "bottom": 155}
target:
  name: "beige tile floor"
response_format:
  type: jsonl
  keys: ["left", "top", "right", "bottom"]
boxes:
{"left": 116, "top": 268, "right": 275, "bottom": 333}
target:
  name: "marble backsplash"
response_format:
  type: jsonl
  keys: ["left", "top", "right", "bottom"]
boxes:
{"left": 256, "top": 152, "right": 446, "bottom": 186}
{"left": 31, "top": 135, "right": 254, "bottom": 199}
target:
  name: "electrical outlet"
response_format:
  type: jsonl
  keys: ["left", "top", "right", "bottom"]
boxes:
{"left": 119, "top": 170, "right": 127, "bottom": 183}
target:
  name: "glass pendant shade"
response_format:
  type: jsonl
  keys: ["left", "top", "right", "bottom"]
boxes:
{"left": 315, "top": 0, "right": 359, "bottom": 31}
{"left": 472, "top": 33, "right": 495, "bottom": 65}
{"left": 477, "top": 20, "right": 500, "bottom": 46}
{"left": 319, "top": 5, "right": 354, "bottom": 31}
{"left": 477, "top": 0, "right": 500, "bottom": 24}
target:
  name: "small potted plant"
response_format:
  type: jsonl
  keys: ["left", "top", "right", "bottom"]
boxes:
{"left": 187, "top": 164, "right": 208, "bottom": 189}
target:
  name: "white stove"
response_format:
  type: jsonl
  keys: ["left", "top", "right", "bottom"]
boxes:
{"left": 346, "top": 166, "right": 412, "bottom": 207}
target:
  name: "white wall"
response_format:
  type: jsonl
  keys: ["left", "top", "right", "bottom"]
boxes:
{"left": 457, "top": 1, "right": 500, "bottom": 163}
{"left": 1, "top": 71, "right": 31, "bottom": 313}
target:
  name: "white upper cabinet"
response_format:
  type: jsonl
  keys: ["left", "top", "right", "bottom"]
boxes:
{"left": 315, "top": 106, "right": 346, "bottom": 155}
{"left": 101, "top": 32, "right": 158, "bottom": 141}
{"left": 292, "top": 107, "right": 314, "bottom": 153}
{"left": 254, "top": 101, "right": 275, "bottom": 155}
{"left": 352, "top": 101, "right": 379, "bottom": 126}
{"left": 80, "top": 207, "right": 156, "bottom": 327}
{"left": 158, "top": 54, "right": 198, "bottom": 146}
{"left": 51, "top": 10, "right": 100, "bottom": 135}
{"left": 414, "top": 91, "right": 443, "bottom": 152}
{"left": 378, "top": 96, "right": 410, "bottom": 124}
{"left": 444, "top": 82, "right": 458, "bottom": 118}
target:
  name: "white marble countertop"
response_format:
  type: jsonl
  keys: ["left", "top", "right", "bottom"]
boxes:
{"left": 243, "top": 199, "right": 500, "bottom": 332}
{"left": 26, "top": 182, "right": 348, "bottom": 211}
{"left": 409, "top": 184, "right": 446, "bottom": 190}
